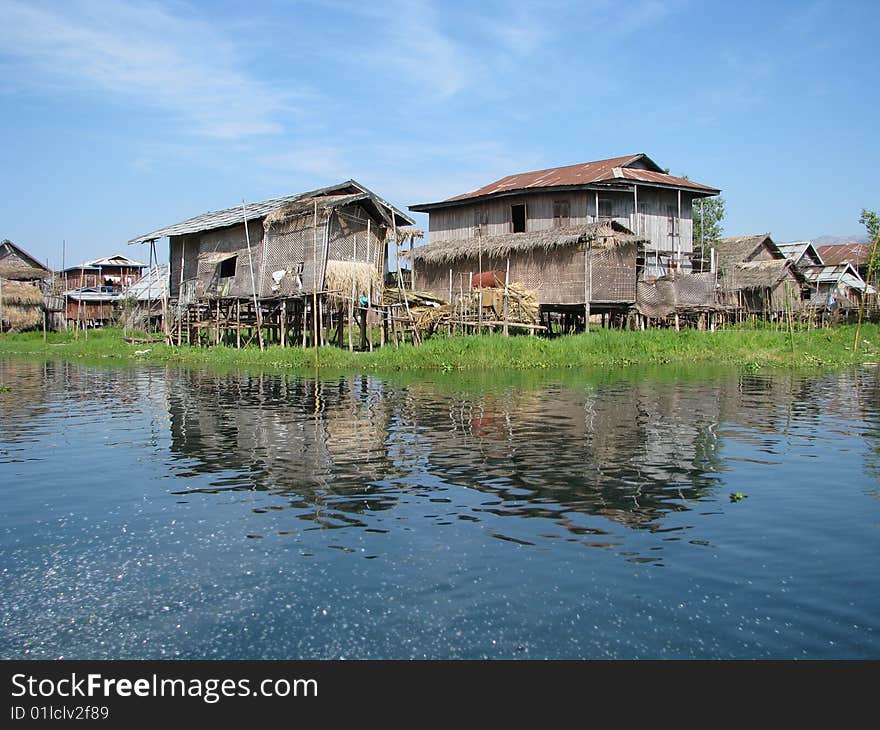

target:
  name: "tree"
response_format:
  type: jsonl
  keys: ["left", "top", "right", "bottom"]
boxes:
{"left": 861, "top": 208, "right": 879, "bottom": 240}
{"left": 860, "top": 208, "right": 880, "bottom": 284}
{"left": 693, "top": 195, "right": 726, "bottom": 251}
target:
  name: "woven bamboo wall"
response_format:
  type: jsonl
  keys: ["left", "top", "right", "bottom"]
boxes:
{"left": 415, "top": 243, "right": 637, "bottom": 306}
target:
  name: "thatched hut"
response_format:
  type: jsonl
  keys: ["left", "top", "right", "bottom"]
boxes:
{"left": 715, "top": 234, "right": 808, "bottom": 314}
{"left": 406, "top": 220, "right": 646, "bottom": 310}
{"left": 0, "top": 240, "right": 50, "bottom": 332}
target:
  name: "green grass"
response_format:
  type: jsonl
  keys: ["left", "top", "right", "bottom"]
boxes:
{"left": 0, "top": 324, "right": 878, "bottom": 372}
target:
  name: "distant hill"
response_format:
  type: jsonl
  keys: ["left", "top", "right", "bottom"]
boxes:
{"left": 811, "top": 234, "right": 870, "bottom": 246}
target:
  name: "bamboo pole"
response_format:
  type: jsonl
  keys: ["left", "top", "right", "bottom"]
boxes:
{"left": 242, "top": 200, "right": 264, "bottom": 351}
{"left": 176, "top": 242, "right": 184, "bottom": 346}
{"left": 854, "top": 228, "right": 880, "bottom": 352}
{"left": 395, "top": 228, "right": 418, "bottom": 345}
{"left": 477, "top": 228, "right": 483, "bottom": 335}
{"left": 312, "top": 201, "right": 319, "bottom": 355}
{"left": 348, "top": 232, "right": 355, "bottom": 352}
{"left": 366, "top": 218, "right": 373, "bottom": 351}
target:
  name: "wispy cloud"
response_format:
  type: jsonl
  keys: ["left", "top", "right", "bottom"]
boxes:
{"left": 0, "top": 0, "right": 304, "bottom": 139}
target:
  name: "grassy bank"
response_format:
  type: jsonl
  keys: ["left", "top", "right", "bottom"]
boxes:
{"left": 1, "top": 324, "right": 879, "bottom": 372}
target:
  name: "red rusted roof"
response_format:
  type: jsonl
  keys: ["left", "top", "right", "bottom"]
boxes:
{"left": 411, "top": 154, "right": 719, "bottom": 211}
{"left": 816, "top": 242, "right": 873, "bottom": 266}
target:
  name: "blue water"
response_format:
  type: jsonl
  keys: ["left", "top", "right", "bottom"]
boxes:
{"left": 1, "top": 358, "right": 878, "bottom": 659}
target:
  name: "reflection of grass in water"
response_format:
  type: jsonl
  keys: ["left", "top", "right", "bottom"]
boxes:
{"left": 1, "top": 324, "right": 879, "bottom": 374}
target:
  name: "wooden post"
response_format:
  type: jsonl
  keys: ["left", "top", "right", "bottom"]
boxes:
{"left": 458, "top": 272, "right": 464, "bottom": 336}
{"left": 281, "top": 299, "right": 287, "bottom": 348}
{"left": 503, "top": 257, "right": 510, "bottom": 336}
{"left": 0, "top": 276, "right": 3, "bottom": 334}
{"left": 467, "top": 272, "right": 472, "bottom": 334}
{"left": 236, "top": 300, "right": 241, "bottom": 349}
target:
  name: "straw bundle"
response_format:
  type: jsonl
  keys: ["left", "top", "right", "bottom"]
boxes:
{"left": 1, "top": 280, "right": 43, "bottom": 305}
{"left": 413, "top": 304, "right": 451, "bottom": 334}
{"left": 470, "top": 283, "right": 538, "bottom": 323}
{"left": 324, "top": 260, "right": 380, "bottom": 300}
{"left": 1, "top": 279, "right": 43, "bottom": 332}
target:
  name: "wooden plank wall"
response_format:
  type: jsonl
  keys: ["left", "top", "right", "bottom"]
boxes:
{"left": 427, "top": 188, "right": 696, "bottom": 259}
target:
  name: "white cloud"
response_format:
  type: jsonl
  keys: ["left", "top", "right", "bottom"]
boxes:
{"left": 0, "top": 0, "right": 303, "bottom": 139}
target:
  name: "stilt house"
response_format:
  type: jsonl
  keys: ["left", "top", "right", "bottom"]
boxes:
{"left": 130, "top": 181, "right": 414, "bottom": 306}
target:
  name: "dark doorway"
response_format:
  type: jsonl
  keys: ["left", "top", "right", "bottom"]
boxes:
{"left": 511, "top": 204, "right": 526, "bottom": 233}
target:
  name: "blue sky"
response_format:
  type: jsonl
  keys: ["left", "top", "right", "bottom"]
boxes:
{"left": 0, "top": 0, "right": 876, "bottom": 268}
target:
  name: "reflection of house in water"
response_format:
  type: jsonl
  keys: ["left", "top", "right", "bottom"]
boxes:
{"left": 162, "top": 367, "right": 880, "bottom": 539}
{"left": 165, "top": 371, "right": 399, "bottom": 523}
{"left": 401, "top": 378, "right": 727, "bottom": 531}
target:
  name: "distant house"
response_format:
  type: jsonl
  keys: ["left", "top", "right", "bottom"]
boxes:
{"left": 61, "top": 254, "right": 146, "bottom": 290}
{"left": 816, "top": 242, "right": 874, "bottom": 281}
{"left": 715, "top": 234, "right": 808, "bottom": 314}
{"left": 59, "top": 254, "right": 146, "bottom": 328}
{"left": 803, "top": 262, "right": 874, "bottom": 311}
{"left": 0, "top": 240, "right": 50, "bottom": 332}
{"left": 776, "top": 241, "right": 824, "bottom": 272}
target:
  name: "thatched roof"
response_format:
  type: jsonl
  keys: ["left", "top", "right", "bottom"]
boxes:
{"left": 0, "top": 239, "right": 50, "bottom": 280}
{"left": 714, "top": 234, "right": 776, "bottom": 271}
{"left": 728, "top": 260, "right": 799, "bottom": 290}
{"left": 0, "top": 267, "right": 45, "bottom": 281}
{"left": 1, "top": 280, "right": 43, "bottom": 305}
{"left": 405, "top": 221, "right": 644, "bottom": 266}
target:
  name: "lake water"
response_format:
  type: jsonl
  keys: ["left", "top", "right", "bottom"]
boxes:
{"left": 1, "top": 357, "right": 879, "bottom": 659}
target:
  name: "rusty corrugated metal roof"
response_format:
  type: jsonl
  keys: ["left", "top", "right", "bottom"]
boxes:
{"left": 816, "top": 242, "right": 873, "bottom": 266}
{"left": 410, "top": 154, "right": 719, "bottom": 211}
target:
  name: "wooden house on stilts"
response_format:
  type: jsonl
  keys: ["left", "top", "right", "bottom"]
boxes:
{"left": 129, "top": 181, "right": 415, "bottom": 348}
{"left": 408, "top": 154, "right": 723, "bottom": 330}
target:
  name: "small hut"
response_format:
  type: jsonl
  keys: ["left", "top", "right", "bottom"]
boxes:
{"left": 803, "top": 263, "right": 874, "bottom": 312}
{"left": 715, "top": 234, "right": 808, "bottom": 315}
{"left": 0, "top": 239, "right": 50, "bottom": 332}
{"left": 129, "top": 180, "right": 414, "bottom": 347}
